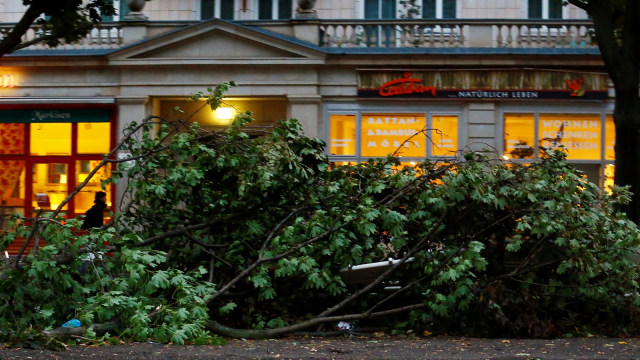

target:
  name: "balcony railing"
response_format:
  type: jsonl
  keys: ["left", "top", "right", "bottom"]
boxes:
{"left": 0, "top": 19, "right": 596, "bottom": 52}
{"left": 318, "top": 19, "right": 596, "bottom": 49}
{"left": 0, "top": 23, "right": 124, "bottom": 50}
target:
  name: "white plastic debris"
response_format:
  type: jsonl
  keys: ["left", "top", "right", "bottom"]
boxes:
{"left": 336, "top": 321, "right": 352, "bottom": 330}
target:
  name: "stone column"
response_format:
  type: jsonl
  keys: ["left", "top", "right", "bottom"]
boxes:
{"left": 466, "top": 102, "right": 498, "bottom": 155}
{"left": 292, "top": 19, "right": 320, "bottom": 44}
{"left": 114, "top": 96, "right": 149, "bottom": 206}
{"left": 121, "top": 0, "right": 149, "bottom": 44}
{"left": 287, "top": 95, "right": 322, "bottom": 138}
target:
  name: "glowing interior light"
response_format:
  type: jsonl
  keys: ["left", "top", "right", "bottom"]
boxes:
{"left": 216, "top": 107, "right": 233, "bottom": 121}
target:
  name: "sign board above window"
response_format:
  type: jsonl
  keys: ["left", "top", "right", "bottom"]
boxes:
{"left": 0, "top": 109, "right": 110, "bottom": 123}
{"left": 357, "top": 70, "right": 610, "bottom": 100}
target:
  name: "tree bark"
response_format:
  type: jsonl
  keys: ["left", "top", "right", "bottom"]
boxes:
{"left": 42, "top": 320, "right": 120, "bottom": 339}
{"left": 613, "top": 89, "right": 640, "bottom": 223}
{"left": 0, "top": 5, "right": 44, "bottom": 56}
{"left": 577, "top": 0, "right": 640, "bottom": 223}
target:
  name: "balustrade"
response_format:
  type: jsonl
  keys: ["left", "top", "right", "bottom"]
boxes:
{"left": 318, "top": 19, "right": 595, "bottom": 49}
{"left": 0, "top": 19, "right": 596, "bottom": 51}
{"left": 0, "top": 24, "right": 123, "bottom": 50}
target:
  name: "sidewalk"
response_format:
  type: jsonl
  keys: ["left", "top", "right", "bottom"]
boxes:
{"left": 1, "top": 336, "right": 639, "bottom": 359}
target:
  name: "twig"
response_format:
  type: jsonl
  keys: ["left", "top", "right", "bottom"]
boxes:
{"left": 205, "top": 303, "right": 428, "bottom": 339}
{"left": 132, "top": 213, "right": 243, "bottom": 247}
{"left": 14, "top": 208, "right": 42, "bottom": 269}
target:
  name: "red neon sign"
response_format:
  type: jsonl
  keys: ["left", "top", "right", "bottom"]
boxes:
{"left": 565, "top": 78, "right": 585, "bottom": 97}
{"left": 1, "top": 74, "right": 15, "bottom": 88}
{"left": 379, "top": 72, "right": 436, "bottom": 97}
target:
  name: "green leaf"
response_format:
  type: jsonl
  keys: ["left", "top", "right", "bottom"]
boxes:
{"left": 151, "top": 271, "right": 170, "bottom": 289}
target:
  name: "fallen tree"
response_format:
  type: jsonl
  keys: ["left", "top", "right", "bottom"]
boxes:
{"left": 2, "top": 86, "right": 640, "bottom": 347}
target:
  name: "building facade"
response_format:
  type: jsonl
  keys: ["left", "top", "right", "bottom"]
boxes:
{"left": 0, "top": 0, "right": 613, "bottom": 234}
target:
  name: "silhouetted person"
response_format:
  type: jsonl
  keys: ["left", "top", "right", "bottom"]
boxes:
{"left": 81, "top": 191, "right": 107, "bottom": 230}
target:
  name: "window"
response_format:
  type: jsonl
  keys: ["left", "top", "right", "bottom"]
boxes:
{"left": 30, "top": 123, "right": 72, "bottom": 156}
{"left": 259, "top": 0, "right": 293, "bottom": 20}
{"left": 201, "top": 0, "right": 235, "bottom": 20}
{"left": 329, "top": 115, "right": 356, "bottom": 156}
{"left": 361, "top": 113, "right": 427, "bottom": 157}
{"left": 503, "top": 112, "right": 615, "bottom": 187}
{"left": 528, "top": 0, "right": 562, "bottom": 19}
{"left": 0, "top": 107, "right": 114, "bottom": 219}
{"left": 365, "top": 0, "right": 397, "bottom": 19}
{"left": 328, "top": 111, "right": 460, "bottom": 162}
{"left": 422, "top": 0, "right": 456, "bottom": 19}
{"left": 202, "top": 0, "right": 215, "bottom": 19}
{"left": 78, "top": 122, "right": 111, "bottom": 154}
{"left": 259, "top": 0, "right": 272, "bottom": 19}
{"left": 548, "top": 0, "right": 562, "bottom": 19}
{"left": 119, "top": 0, "right": 130, "bottom": 19}
{"left": 431, "top": 115, "right": 458, "bottom": 156}
{"left": 75, "top": 160, "right": 112, "bottom": 221}
{"left": 97, "top": 0, "right": 116, "bottom": 22}
{"left": 278, "top": 0, "right": 293, "bottom": 19}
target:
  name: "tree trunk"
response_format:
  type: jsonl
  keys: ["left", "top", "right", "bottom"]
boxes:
{"left": 0, "top": 5, "right": 44, "bottom": 56}
{"left": 581, "top": 0, "right": 640, "bottom": 224}
{"left": 613, "top": 86, "right": 640, "bottom": 224}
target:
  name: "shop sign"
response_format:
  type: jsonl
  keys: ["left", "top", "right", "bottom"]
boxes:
{"left": 361, "top": 113, "right": 426, "bottom": 157}
{"left": 378, "top": 73, "right": 436, "bottom": 97}
{"left": 0, "top": 109, "right": 110, "bottom": 123}
{"left": 1, "top": 74, "right": 14, "bottom": 88}
{"left": 358, "top": 70, "right": 609, "bottom": 100}
{"left": 539, "top": 117, "right": 601, "bottom": 159}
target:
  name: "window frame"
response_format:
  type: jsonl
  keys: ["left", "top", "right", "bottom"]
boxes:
{"left": 361, "top": 0, "right": 459, "bottom": 19}
{"left": 201, "top": 0, "right": 235, "bottom": 20}
{"left": 527, "top": 0, "right": 565, "bottom": 19}
{"left": 500, "top": 104, "right": 615, "bottom": 187}
{"left": 325, "top": 103, "right": 464, "bottom": 163}
{"left": 0, "top": 104, "right": 116, "bottom": 218}
{"left": 257, "top": 0, "right": 293, "bottom": 20}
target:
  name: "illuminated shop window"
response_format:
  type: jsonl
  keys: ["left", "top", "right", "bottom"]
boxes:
{"left": 75, "top": 160, "right": 112, "bottom": 220}
{"left": 431, "top": 115, "right": 458, "bottom": 157}
{"left": 504, "top": 113, "right": 535, "bottom": 159}
{"left": 328, "top": 111, "right": 459, "bottom": 163}
{"left": 32, "top": 163, "right": 68, "bottom": 212}
{"left": 604, "top": 164, "right": 615, "bottom": 193}
{"left": 605, "top": 115, "right": 615, "bottom": 161}
{"left": 361, "top": 113, "right": 426, "bottom": 157}
{"left": 329, "top": 115, "right": 356, "bottom": 156}
{"left": 503, "top": 112, "right": 615, "bottom": 187}
{"left": 30, "top": 123, "right": 72, "bottom": 156}
{"left": 78, "top": 122, "right": 111, "bottom": 154}
{"left": 539, "top": 114, "right": 601, "bottom": 160}
{"left": 0, "top": 108, "right": 113, "bottom": 221}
